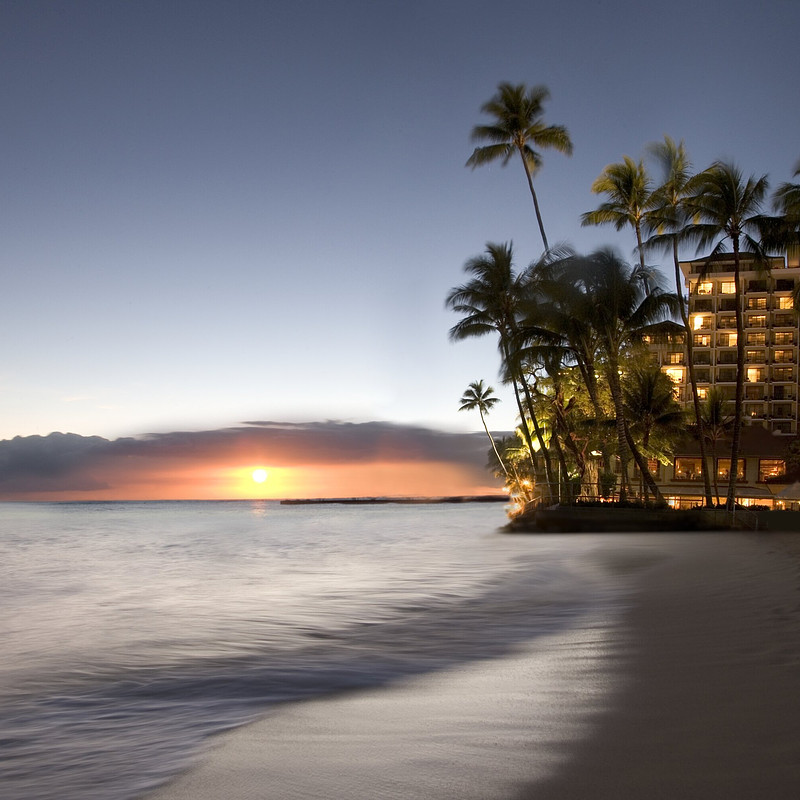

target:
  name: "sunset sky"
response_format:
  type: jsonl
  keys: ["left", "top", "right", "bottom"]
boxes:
{"left": 1, "top": 0, "right": 798, "bottom": 499}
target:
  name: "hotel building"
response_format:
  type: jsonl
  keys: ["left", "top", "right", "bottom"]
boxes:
{"left": 646, "top": 250, "right": 800, "bottom": 507}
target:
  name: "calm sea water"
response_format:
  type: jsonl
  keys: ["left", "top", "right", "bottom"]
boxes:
{"left": 0, "top": 501, "right": 622, "bottom": 800}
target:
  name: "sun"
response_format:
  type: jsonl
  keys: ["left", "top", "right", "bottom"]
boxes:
{"left": 252, "top": 468, "right": 268, "bottom": 484}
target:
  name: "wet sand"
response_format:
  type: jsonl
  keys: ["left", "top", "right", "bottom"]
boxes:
{"left": 144, "top": 533, "right": 800, "bottom": 800}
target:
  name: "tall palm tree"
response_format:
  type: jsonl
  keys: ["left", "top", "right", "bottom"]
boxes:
{"left": 581, "top": 156, "right": 655, "bottom": 270}
{"left": 644, "top": 136, "right": 714, "bottom": 506}
{"left": 688, "top": 161, "right": 770, "bottom": 510}
{"left": 467, "top": 83, "right": 573, "bottom": 252}
{"left": 522, "top": 251, "right": 614, "bottom": 485}
{"left": 700, "top": 387, "right": 734, "bottom": 505}
{"left": 458, "top": 380, "right": 509, "bottom": 478}
{"left": 573, "top": 249, "right": 682, "bottom": 503}
{"left": 446, "top": 242, "right": 557, "bottom": 498}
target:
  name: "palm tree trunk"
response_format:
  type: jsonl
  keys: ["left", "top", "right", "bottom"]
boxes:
{"left": 606, "top": 358, "right": 632, "bottom": 502}
{"left": 726, "top": 238, "right": 745, "bottom": 510}
{"left": 517, "top": 146, "right": 549, "bottom": 252}
{"left": 479, "top": 410, "right": 509, "bottom": 478}
{"left": 673, "top": 238, "right": 714, "bottom": 507}
{"left": 623, "top": 420, "right": 665, "bottom": 503}
{"left": 517, "top": 374, "right": 558, "bottom": 499}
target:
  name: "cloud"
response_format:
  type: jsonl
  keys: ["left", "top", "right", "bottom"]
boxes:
{"left": 0, "top": 421, "right": 497, "bottom": 498}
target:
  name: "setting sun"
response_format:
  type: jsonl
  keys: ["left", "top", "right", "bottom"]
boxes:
{"left": 252, "top": 468, "right": 268, "bottom": 483}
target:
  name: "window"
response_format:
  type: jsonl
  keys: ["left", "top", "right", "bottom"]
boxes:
{"left": 774, "top": 331, "right": 795, "bottom": 345}
{"left": 746, "top": 403, "right": 766, "bottom": 418}
{"left": 695, "top": 369, "right": 710, "bottom": 383}
{"left": 774, "top": 367, "right": 794, "bottom": 382}
{"left": 718, "top": 350, "right": 737, "bottom": 364}
{"left": 747, "top": 297, "right": 767, "bottom": 310}
{"left": 759, "top": 459, "right": 786, "bottom": 482}
{"left": 774, "top": 350, "right": 794, "bottom": 363}
{"left": 696, "top": 387, "right": 708, "bottom": 399}
{"left": 719, "top": 316, "right": 736, "bottom": 329}
{"left": 748, "top": 314, "right": 766, "bottom": 327}
{"left": 720, "top": 281, "right": 736, "bottom": 294}
{"left": 776, "top": 279, "right": 795, "bottom": 291}
{"left": 668, "top": 352, "right": 684, "bottom": 364}
{"left": 746, "top": 350, "right": 765, "bottom": 363}
{"left": 675, "top": 457, "right": 703, "bottom": 481}
{"left": 746, "top": 368, "right": 765, "bottom": 382}
{"left": 692, "top": 351, "right": 711, "bottom": 365}
{"left": 692, "top": 315, "right": 712, "bottom": 330}
{"left": 747, "top": 332, "right": 766, "bottom": 346}
{"left": 778, "top": 296, "right": 794, "bottom": 310}
{"left": 749, "top": 280, "right": 768, "bottom": 292}
{"left": 695, "top": 281, "right": 713, "bottom": 295}
{"left": 664, "top": 367, "right": 684, "bottom": 383}
{"left": 694, "top": 333, "right": 711, "bottom": 347}
{"left": 774, "top": 313, "right": 795, "bottom": 327}
{"left": 718, "top": 368, "right": 737, "bottom": 382}
{"left": 693, "top": 298, "right": 713, "bottom": 312}
{"left": 774, "top": 404, "right": 793, "bottom": 418}
{"left": 745, "top": 386, "right": 763, "bottom": 400}
{"left": 717, "top": 332, "right": 737, "bottom": 347}
{"left": 717, "top": 459, "right": 745, "bottom": 480}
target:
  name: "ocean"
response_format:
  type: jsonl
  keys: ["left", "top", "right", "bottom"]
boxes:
{"left": 0, "top": 501, "right": 625, "bottom": 800}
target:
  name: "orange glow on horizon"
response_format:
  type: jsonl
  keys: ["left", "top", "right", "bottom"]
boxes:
{"left": 3, "top": 459, "right": 503, "bottom": 502}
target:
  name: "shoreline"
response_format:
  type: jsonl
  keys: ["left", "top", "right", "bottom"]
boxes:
{"left": 142, "top": 532, "right": 800, "bottom": 799}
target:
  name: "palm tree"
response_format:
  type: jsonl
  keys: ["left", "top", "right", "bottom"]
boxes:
{"left": 688, "top": 161, "right": 770, "bottom": 510}
{"left": 458, "top": 380, "right": 509, "bottom": 478}
{"left": 581, "top": 156, "right": 654, "bottom": 270}
{"left": 573, "top": 249, "right": 682, "bottom": 503}
{"left": 622, "top": 362, "right": 685, "bottom": 500}
{"left": 700, "top": 387, "right": 734, "bottom": 505}
{"left": 467, "top": 83, "right": 573, "bottom": 252}
{"left": 446, "top": 242, "right": 557, "bottom": 498}
{"left": 643, "top": 136, "right": 714, "bottom": 506}
{"left": 773, "top": 159, "right": 800, "bottom": 276}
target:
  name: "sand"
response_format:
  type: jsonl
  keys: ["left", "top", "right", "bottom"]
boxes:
{"left": 144, "top": 532, "right": 800, "bottom": 800}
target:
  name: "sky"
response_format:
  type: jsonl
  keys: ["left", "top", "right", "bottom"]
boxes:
{"left": 1, "top": 0, "right": 799, "bottom": 499}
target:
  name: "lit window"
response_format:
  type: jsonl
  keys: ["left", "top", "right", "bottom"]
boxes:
{"left": 774, "top": 331, "right": 794, "bottom": 345}
{"left": 717, "top": 459, "right": 745, "bottom": 480}
{"left": 665, "top": 367, "right": 684, "bottom": 383}
{"left": 747, "top": 332, "right": 766, "bottom": 346}
{"left": 693, "top": 334, "right": 710, "bottom": 346}
{"left": 749, "top": 315, "right": 766, "bottom": 327}
{"left": 720, "top": 281, "right": 736, "bottom": 294}
{"left": 692, "top": 315, "right": 712, "bottom": 330}
{"left": 696, "top": 387, "right": 708, "bottom": 399}
{"left": 774, "top": 350, "right": 794, "bottom": 363}
{"left": 758, "top": 459, "right": 786, "bottom": 482}
{"left": 778, "top": 296, "right": 794, "bottom": 309}
{"left": 696, "top": 281, "right": 713, "bottom": 295}
{"left": 668, "top": 352, "right": 683, "bottom": 364}
{"left": 675, "top": 457, "right": 702, "bottom": 480}
{"left": 747, "top": 297, "right": 767, "bottom": 310}
{"left": 746, "top": 368, "right": 765, "bottom": 382}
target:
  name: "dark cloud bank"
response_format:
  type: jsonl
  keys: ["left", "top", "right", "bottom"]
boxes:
{"left": 0, "top": 421, "right": 497, "bottom": 496}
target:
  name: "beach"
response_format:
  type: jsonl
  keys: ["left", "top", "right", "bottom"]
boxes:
{"left": 144, "top": 531, "right": 800, "bottom": 800}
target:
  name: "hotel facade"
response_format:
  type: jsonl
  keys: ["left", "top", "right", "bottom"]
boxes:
{"left": 647, "top": 250, "right": 800, "bottom": 507}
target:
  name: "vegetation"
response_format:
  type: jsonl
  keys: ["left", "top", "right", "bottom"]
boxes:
{"left": 466, "top": 82, "right": 573, "bottom": 252}
{"left": 449, "top": 80, "right": 798, "bottom": 512}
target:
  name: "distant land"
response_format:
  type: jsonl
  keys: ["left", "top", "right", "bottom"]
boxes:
{"left": 279, "top": 495, "right": 506, "bottom": 505}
